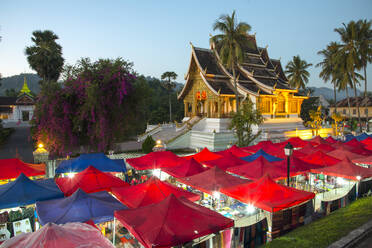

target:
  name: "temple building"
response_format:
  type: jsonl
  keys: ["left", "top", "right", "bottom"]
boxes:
{"left": 0, "top": 77, "right": 35, "bottom": 124}
{"left": 178, "top": 35, "right": 308, "bottom": 121}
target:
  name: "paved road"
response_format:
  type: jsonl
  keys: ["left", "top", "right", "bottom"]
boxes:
{"left": 0, "top": 126, "right": 34, "bottom": 163}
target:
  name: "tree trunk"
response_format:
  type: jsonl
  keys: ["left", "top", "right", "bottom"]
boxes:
{"left": 169, "top": 92, "right": 172, "bottom": 122}
{"left": 333, "top": 83, "right": 337, "bottom": 113}
{"left": 346, "top": 86, "right": 351, "bottom": 119}
{"left": 364, "top": 66, "right": 369, "bottom": 132}
{"left": 353, "top": 72, "right": 362, "bottom": 133}
{"left": 231, "top": 65, "right": 240, "bottom": 113}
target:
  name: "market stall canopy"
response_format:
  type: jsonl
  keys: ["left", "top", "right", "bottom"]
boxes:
{"left": 220, "top": 175, "right": 315, "bottom": 212}
{"left": 325, "top": 136, "right": 338, "bottom": 144}
{"left": 311, "top": 136, "right": 329, "bottom": 145}
{"left": 344, "top": 134, "right": 355, "bottom": 142}
{"left": 315, "top": 143, "right": 336, "bottom": 153}
{"left": 344, "top": 138, "right": 367, "bottom": 149}
{"left": 126, "top": 151, "right": 184, "bottom": 171}
{"left": 241, "top": 149, "right": 283, "bottom": 162}
{"left": 55, "top": 153, "right": 126, "bottom": 174}
{"left": 114, "top": 195, "right": 234, "bottom": 248}
{"left": 0, "top": 158, "right": 45, "bottom": 180}
{"left": 272, "top": 156, "right": 322, "bottom": 174}
{"left": 299, "top": 151, "right": 341, "bottom": 167}
{"left": 360, "top": 137, "right": 372, "bottom": 146}
{"left": 161, "top": 158, "right": 207, "bottom": 178}
{"left": 355, "top": 133, "right": 370, "bottom": 141}
{"left": 177, "top": 166, "right": 249, "bottom": 195}
{"left": 227, "top": 156, "right": 288, "bottom": 180}
{"left": 242, "top": 140, "right": 274, "bottom": 153}
{"left": 328, "top": 148, "right": 369, "bottom": 160}
{"left": 56, "top": 166, "right": 129, "bottom": 196}
{"left": 216, "top": 145, "right": 252, "bottom": 157}
{"left": 298, "top": 143, "right": 316, "bottom": 155}
{"left": 279, "top": 137, "right": 309, "bottom": 148}
{"left": 111, "top": 177, "right": 200, "bottom": 208}
{"left": 0, "top": 174, "right": 64, "bottom": 210}
{"left": 352, "top": 155, "right": 372, "bottom": 165}
{"left": 310, "top": 158, "right": 372, "bottom": 181}
{"left": 183, "top": 148, "right": 223, "bottom": 163}
{"left": 36, "top": 189, "right": 127, "bottom": 225}
{"left": 203, "top": 152, "right": 247, "bottom": 170}
{"left": 0, "top": 222, "right": 114, "bottom": 248}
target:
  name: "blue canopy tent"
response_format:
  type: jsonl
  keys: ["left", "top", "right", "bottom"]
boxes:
{"left": 0, "top": 173, "right": 64, "bottom": 210}
{"left": 241, "top": 149, "right": 283, "bottom": 162}
{"left": 344, "top": 134, "right": 355, "bottom": 142}
{"left": 55, "top": 153, "right": 126, "bottom": 174}
{"left": 36, "top": 189, "right": 128, "bottom": 225}
{"left": 355, "top": 133, "right": 369, "bottom": 141}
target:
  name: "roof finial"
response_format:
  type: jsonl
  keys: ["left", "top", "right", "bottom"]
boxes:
{"left": 19, "top": 76, "right": 32, "bottom": 96}
{"left": 189, "top": 42, "right": 194, "bottom": 47}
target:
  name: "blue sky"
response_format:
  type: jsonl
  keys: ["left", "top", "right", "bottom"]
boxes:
{"left": 1, "top": 0, "right": 372, "bottom": 89}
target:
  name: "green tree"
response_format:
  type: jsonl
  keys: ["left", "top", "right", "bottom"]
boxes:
{"left": 317, "top": 42, "right": 341, "bottom": 113}
{"left": 161, "top": 71, "right": 177, "bottom": 122}
{"left": 300, "top": 97, "right": 319, "bottom": 126}
{"left": 142, "top": 135, "right": 155, "bottom": 154}
{"left": 285, "top": 55, "right": 312, "bottom": 90}
{"left": 335, "top": 21, "right": 363, "bottom": 132}
{"left": 210, "top": 11, "right": 252, "bottom": 111}
{"left": 229, "top": 99, "right": 263, "bottom": 147}
{"left": 25, "top": 30, "right": 64, "bottom": 85}
{"left": 5, "top": 88, "right": 18, "bottom": 97}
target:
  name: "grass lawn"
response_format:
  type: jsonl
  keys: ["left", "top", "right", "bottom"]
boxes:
{"left": 264, "top": 196, "right": 372, "bottom": 248}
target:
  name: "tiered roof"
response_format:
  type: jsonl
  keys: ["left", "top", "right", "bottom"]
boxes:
{"left": 179, "top": 35, "right": 298, "bottom": 99}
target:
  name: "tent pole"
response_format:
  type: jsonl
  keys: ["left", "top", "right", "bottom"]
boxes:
{"left": 113, "top": 217, "right": 116, "bottom": 245}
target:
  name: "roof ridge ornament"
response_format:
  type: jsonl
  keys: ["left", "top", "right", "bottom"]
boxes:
{"left": 274, "top": 82, "right": 277, "bottom": 89}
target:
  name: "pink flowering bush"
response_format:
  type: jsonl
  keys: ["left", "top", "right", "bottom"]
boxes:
{"left": 32, "top": 58, "right": 137, "bottom": 156}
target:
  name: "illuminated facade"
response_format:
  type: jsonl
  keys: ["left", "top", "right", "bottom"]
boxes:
{"left": 178, "top": 35, "right": 308, "bottom": 121}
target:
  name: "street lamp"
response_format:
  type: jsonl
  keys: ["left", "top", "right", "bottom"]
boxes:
{"left": 284, "top": 142, "right": 294, "bottom": 187}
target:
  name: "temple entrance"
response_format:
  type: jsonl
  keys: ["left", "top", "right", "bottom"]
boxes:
{"left": 196, "top": 101, "right": 205, "bottom": 116}
{"left": 22, "top": 111, "right": 29, "bottom": 121}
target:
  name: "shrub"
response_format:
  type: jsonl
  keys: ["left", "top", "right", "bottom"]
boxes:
{"left": 142, "top": 135, "right": 155, "bottom": 153}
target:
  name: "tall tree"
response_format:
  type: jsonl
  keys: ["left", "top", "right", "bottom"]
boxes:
{"left": 210, "top": 11, "right": 252, "bottom": 111}
{"left": 161, "top": 71, "right": 177, "bottom": 122}
{"left": 285, "top": 55, "right": 312, "bottom": 90}
{"left": 335, "top": 21, "right": 363, "bottom": 132}
{"left": 25, "top": 30, "right": 64, "bottom": 84}
{"left": 317, "top": 42, "right": 341, "bottom": 113}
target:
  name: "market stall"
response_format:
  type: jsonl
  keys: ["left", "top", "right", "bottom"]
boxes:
{"left": 55, "top": 165, "right": 129, "bottom": 196}
{"left": 299, "top": 151, "right": 340, "bottom": 167}
{"left": 111, "top": 177, "right": 200, "bottom": 208}
{"left": 0, "top": 159, "right": 45, "bottom": 181}
{"left": 183, "top": 147, "right": 223, "bottom": 163}
{"left": 215, "top": 145, "right": 252, "bottom": 157}
{"left": 202, "top": 152, "right": 247, "bottom": 170}
{"left": 161, "top": 158, "right": 207, "bottom": 178}
{"left": 241, "top": 149, "right": 283, "bottom": 162}
{"left": 126, "top": 151, "right": 184, "bottom": 170}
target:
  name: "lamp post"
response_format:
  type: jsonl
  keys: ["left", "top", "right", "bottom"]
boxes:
{"left": 284, "top": 142, "right": 293, "bottom": 187}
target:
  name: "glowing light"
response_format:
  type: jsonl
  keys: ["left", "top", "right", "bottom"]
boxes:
{"left": 285, "top": 128, "right": 333, "bottom": 140}
{"left": 67, "top": 173, "right": 75, "bottom": 178}
{"left": 156, "top": 140, "right": 162, "bottom": 145}
{"left": 336, "top": 177, "right": 347, "bottom": 185}
{"left": 194, "top": 230, "right": 198, "bottom": 234}
{"left": 246, "top": 204, "right": 255, "bottom": 214}
{"left": 212, "top": 191, "right": 220, "bottom": 199}
{"left": 38, "top": 143, "right": 44, "bottom": 148}
{"left": 356, "top": 176, "right": 361, "bottom": 181}
{"left": 153, "top": 169, "right": 161, "bottom": 178}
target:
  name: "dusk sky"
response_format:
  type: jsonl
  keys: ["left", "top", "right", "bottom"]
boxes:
{"left": 1, "top": 0, "right": 372, "bottom": 89}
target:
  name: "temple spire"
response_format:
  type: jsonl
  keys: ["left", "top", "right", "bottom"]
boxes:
{"left": 19, "top": 76, "right": 31, "bottom": 96}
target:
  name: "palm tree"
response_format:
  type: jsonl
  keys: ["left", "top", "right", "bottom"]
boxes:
{"left": 210, "top": 11, "right": 252, "bottom": 111}
{"left": 25, "top": 30, "right": 64, "bottom": 84}
{"left": 285, "top": 55, "right": 312, "bottom": 90}
{"left": 161, "top": 71, "right": 178, "bottom": 122}
{"left": 335, "top": 21, "right": 363, "bottom": 132}
{"left": 317, "top": 42, "right": 340, "bottom": 113}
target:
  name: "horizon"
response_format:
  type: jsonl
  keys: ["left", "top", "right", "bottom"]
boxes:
{"left": 1, "top": 0, "right": 372, "bottom": 89}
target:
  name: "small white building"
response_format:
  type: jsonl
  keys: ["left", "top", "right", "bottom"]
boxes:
{"left": 0, "top": 77, "right": 35, "bottom": 124}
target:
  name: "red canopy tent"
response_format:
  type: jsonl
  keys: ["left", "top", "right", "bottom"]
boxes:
{"left": 328, "top": 147, "right": 369, "bottom": 160}
{"left": 299, "top": 150, "right": 340, "bottom": 167}
{"left": 310, "top": 158, "right": 372, "bottom": 181}
{"left": 55, "top": 166, "right": 129, "bottom": 196}
{"left": 315, "top": 143, "right": 336, "bottom": 153}
{"left": 242, "top": 140, "right": 274, "bottom": 153}
{"left": 114, "top": 195, "right": 234, "bottom": 248}
{"left": 183, "top": 148, "right": 223, "bottom": 163}
{"left": 111, "top": 177, "right": 200, "bottom": 208}
{"left": 360, "top": 137, "right": 372, "bottom": 146}
{"left": 227, "top": 156, "right": 288, "bottom": 180}
{"left": 345, "top": 138, "right": 366, "bottom": 149}
{"left": 325, "top": 136, "right": 338, "bottom": 144}
{"left": 202, "top": 152, "right": 247, "bottom": 170}
{"left": 126, "top": 151, "right": 184, "bottom": 170}
{"left": 216, "top": 145, "right": 252, "bottom": 157}
{"left": 298, "top": 143, "right": 316, "bottom": 155}
{"left": 272, "top": 156, "right": 322, "bottom": 174}
{"left": 352, "top": 156, "right": 372, "bottom": 165}
{"left": 311, "top": 136, "right": 329, "bottom": 145}
{"left": 221, "top": 175, "right": 315, "bottom": 212}
{"left": 0, "top": 158, "right": 45, "bottom": 180}
{"left": 0, "top": 222, "right": 114, "bottom": 248}
{"left": 178, "top": 166, "right": 248, "bottom": 195}
{"left": 161, "top": 158, "right": 207, "bottom": 178}
{"left": 281, "top": 137, "right": 309, "bottom": 148}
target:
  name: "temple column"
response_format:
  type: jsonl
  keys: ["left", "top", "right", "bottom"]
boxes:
{"left": 218, "top": 100, "right": 221, "bottom": 118}
{"left": 184, "top": 101, "right": 188, "bottom": 117}
{"left": 207, "top": 100, "right": 211, "bottom": 117}
{"left": 285, "top": 95, "right": 289, "bottom": 117}
{"left": 192, "top": 100, "right": 197, "bottom": 116}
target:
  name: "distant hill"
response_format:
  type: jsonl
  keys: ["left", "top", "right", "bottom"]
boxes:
{"left": 0, "top": 73, "right": 41, "bottom": 96}
{"left": 309, "top": 86, "right": 362, "bottom": 101}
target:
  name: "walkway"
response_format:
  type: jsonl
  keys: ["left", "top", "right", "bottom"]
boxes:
{"left": 0, "top": 126, "right": 34, "bottom": 163}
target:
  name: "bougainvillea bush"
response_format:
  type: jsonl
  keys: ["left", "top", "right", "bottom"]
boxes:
{"left": 32, "top": 58, "right": 142, "bottom": 156}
